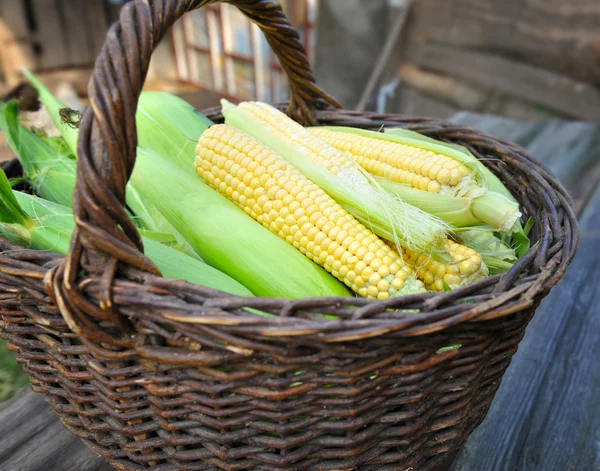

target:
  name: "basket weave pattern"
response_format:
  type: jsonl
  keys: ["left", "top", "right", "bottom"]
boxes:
{"left": 0, "top": 1, "right": 578, "bottom": 470}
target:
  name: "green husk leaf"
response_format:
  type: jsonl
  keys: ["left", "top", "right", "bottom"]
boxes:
{"left": 437, "top": 344, "right": 462, "bottom": 353}
{"left": 523, "top": 216, "right": 535, "bottom": 237}
{"left": 2, "top": 181, "right": 254, "bottom": 297}
{"left": 22, "top": 72, "right": 202, "bottom": 258}
{"left": 21, "top": 69, "right": 79, "bottom": 153}
{"left": 375, "top": 178, "right": 482, "bottom": 227}
{"left": 456, "top": 226, "right": 518, "bottom": 274}
{"left": 136, "top": 91, "right": 214, "bottom": 178}
{"left": 8, "top": 178, "right": 25, "bottom": 188}
{"left": 0, "top": 100, "right": 76, "bottom": 207}
{"left": 0, "top": 170, "right": 27, "bottom": 225}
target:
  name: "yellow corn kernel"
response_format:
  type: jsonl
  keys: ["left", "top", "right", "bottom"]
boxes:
{"left": 196, "top": 124, "right": 424, "bottom": 298}
{"left": 311, "top": 127, "right": 472, "bottom": 192}
{"left": 238, "top": 102, "right": 354, "bottom": 176}
{"left": 399, "top": 239, "right": 487, "bottom": 291}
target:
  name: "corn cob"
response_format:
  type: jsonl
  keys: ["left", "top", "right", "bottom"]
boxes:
{"left": 310, "top": 126, "right": 521, "bottom": 233}
{"left": 131, "top": 147, "right": 351, "bottom": 299}
{"left": 195, "top": 124, "right": 425, "bottom": 299}
{"left": 221, "top": 100, "right": 449, "bottom": 254}
{"left": 455, "top": 227, "right": 517, "bottom": 275}
{"left": 312, "top": 127, "right": 472, "bottom": 193}
{"left": 379, "top": 127, "right": 530, "bottom": 261}
{"left": 400, "top": 240, "right": 488, "bottom": 291}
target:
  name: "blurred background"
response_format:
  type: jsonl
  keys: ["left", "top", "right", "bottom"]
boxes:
{"left": 3, "top": 0, "right": 599, "bottom": 122}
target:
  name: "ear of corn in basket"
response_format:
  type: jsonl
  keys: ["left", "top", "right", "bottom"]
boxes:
{"left": 4, "top": 75, "right": 523, "bottom": 297}
{"left": 0, "top": 98, "right": 203, "bottom": 258}
{"left": 219, "top": 100, "right": 507, "bottom": 291}
{"left": 0, "top": 100, "right": 76, "bottom": 207}
{"left": 0, "top": 169, "right": 255, "bottom": 297}
{"left": 309, "top": 126, "right": 521, "bottom": 233}
{"left": 195, "top": 123, "right": 426, "bottom": 299}
{"left": 131, "top": 147, "right": 352, "bottom": 299}
{"left": 396, "top": 239, "right": 488, "bottom": 291}
{"left": 20, "top": 74, "right": 204, "bottom": 259}
{"left": 454, "top": 227, "right": 517, "bottom": 275}
{"left": 220, "top": 99, "right": 450, "bottom": 255}
{"left": 343, "top": 125, "right": 529, "bottom": 258}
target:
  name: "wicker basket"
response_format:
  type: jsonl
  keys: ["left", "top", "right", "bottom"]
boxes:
{"left": 0, "top": 1, "right": 579, "bottom": 470}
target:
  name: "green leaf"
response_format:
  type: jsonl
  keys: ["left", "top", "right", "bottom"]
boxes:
{"left": 0, "top": 169, "right": 28, "bottom": 225}
{"left": 437, "top": 344, "right": 462, "bottom": 353}
{"left": 523, "top": 217, "right": 535, "bottom": 237}
{"left": 8, "top": 177, "right": 25, "bottom": 188}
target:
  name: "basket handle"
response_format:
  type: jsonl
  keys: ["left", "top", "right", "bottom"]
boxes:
{"left": 47, "top": 0, "right": 340, "bottom": 345}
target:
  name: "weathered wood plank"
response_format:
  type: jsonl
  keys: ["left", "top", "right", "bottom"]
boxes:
{"left": 314, "top": 0, "right": 391, "bottom": 109}
{"left": 390, "top": 85, "right": 459, "bottom": 120}
{"left": 84, "top": 0, "right": 111, "bottom": 56}
{"left": 406, "top": 43, "right": 600, "bottom": 121}
{"left": 0, "top": 390, "right": 112, "bottom": 471}
{"left": 451, "top": 185, "right": 600, "bottom": 471}
{"left": 404, "top": 0, "right": 600, "bottom": 86}
{"left": 59, "top": 0, "right": 94, "bottom": 66}
{"left": 0, "top": 0, "right": 37, "bottom": 86}
{"left": 31, "top": 0, "right": 69, "bottom": 70}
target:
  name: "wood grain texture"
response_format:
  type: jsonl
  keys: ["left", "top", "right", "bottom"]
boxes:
{"left": 60, "top": 0, "right": 94, "bottom": 66}
{"left": 0, "top": 390, "right": 112, "bottom": 471}
{"left": 0, "top": 0, "right": 37, "bottom": 86}
{"left": 314, "top": 0, "right": 391, "bottom": 109}
{"left": 450, "top": 113, "right": 600, "bottom": 210}
{"left": 405, "top": 0, "right": 600, "bottom": 86}
{"left": 32, "top": 0, "right": 69, "bottom": 69}
{"left": 406, "top": 43, "right": 600, "bottom": 121}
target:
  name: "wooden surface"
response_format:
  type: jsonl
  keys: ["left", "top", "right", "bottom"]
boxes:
{"left": 405, "top": 43, "right": 600, "bottom": 122}
{"left": 0, "top": 0, "right": 114, "bottom": 89}
{"left": 0, "top": 391, "right": 112, "bottom": 471}
{"left": 314, "top": 0, "right": 392, "bottom": 109}
{"left": 0, "top": 112, "right": 598, "bottom": 470}
{"left": 402, "top": 0, "right": 600, "bottom": 87}
{"left": 366, "top": 0, "right": 600, "bottom": 121}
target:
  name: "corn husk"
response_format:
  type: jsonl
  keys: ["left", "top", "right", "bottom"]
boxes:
{"left": 0, "top": 169, "right": 254, "bottom": 296}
